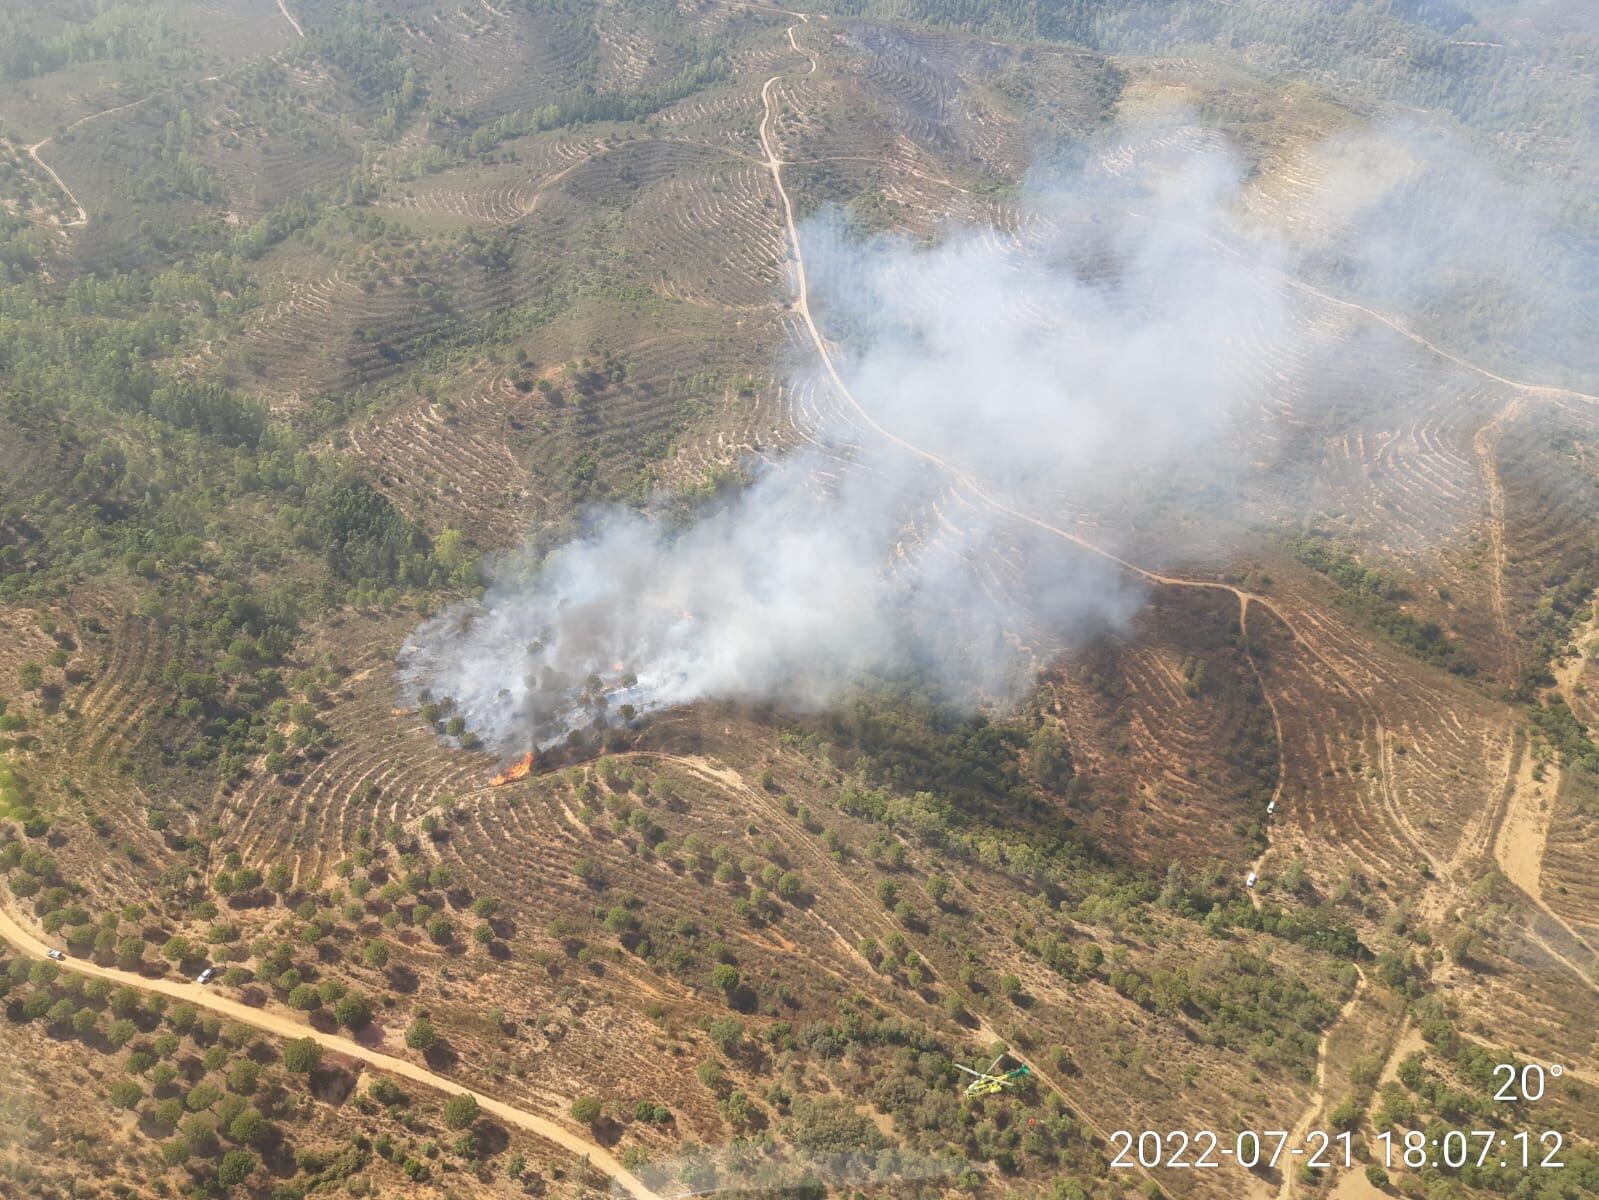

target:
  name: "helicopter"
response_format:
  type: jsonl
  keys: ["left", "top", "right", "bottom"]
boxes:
{"left": 955, "top": 1052, "right": 1031, "bottom": 1097}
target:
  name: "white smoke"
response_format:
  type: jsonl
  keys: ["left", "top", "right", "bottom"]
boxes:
{"left": 398, "top": 128, "right": 1308, "bottom": 755}
{"left": 1291, "top": 119, "right": 1599, "bottom": 383}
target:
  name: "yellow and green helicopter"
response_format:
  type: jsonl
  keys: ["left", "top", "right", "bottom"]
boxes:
{"left": 956, "top": 1053, "right": 1031, "bottom": 1097}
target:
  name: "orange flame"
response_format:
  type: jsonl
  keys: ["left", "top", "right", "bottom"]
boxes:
{"left": 490, "top": 752, "right": 535, "bottom": 787}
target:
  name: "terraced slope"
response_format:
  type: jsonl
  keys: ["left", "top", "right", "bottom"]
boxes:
{"left": 3, "top": 2, "right": 1599, "bottom": 1198}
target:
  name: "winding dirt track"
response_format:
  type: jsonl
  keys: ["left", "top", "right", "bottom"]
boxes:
{"left": 754, "top": 9, "right": 1428, "bottom": 879}
{"left": 24, "top": 0, "right": 302, "bottom": 232}
{"left": 24, "top": 94, "right": 153, "bottom": 230}
{"left": 1276, "top": 967, "right": 1367, "bottom": 1200}
{"left": 1473, "top": 396, "right": 1524, "bottom": 665}
{"left": 1469, "top": 393, "right": 1599, "bottom": 984}
{"left": 0, "top": 904, "right": 660, "bottom": 1199}
{"left": 752, "top": 1, "right": 1599, "bottom": 971}
{"left": 1130, "top": 209, "right": 1599, "bottom": 407}
{"left": 276, "top": 0, "right": 305, "bottom": 39}
{"left": 750, "top": 7, "right": 1599, "bottom": 1187}
{"left": 754, "top": 21, "right": 1281, "bottom": 1191}
{"left": 24, "top": 137, "right": 87, "bottom": 228}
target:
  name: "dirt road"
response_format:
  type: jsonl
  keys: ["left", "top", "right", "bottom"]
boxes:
{"left": 1242, "top": 596, "right": 1287, "bottom": 906}
{"left": 25, "top": 94, "right": 156, "bottom": 230}
{"left": 1494, "top": 734, "right": 1548, "bottom": 900}
{"left": 754, "top": 28, "right": 1412, "bottom": 1187}
{"left": 277, "top": 0, "right": 305, "bottom": 39}
{"left": 24, "top": 137, "right": 87, "bottom": 228}
{"left": 1129, "top": 209, "right": 1599, "bottom": 407}
{"left": 1474, "top": 434, "right": 1599, "bottom": 983}
{"left": 1323, "top": 1022, "right": 1422, "bottom": 1200}
{"left": 755, "top": 12, "right": 1439, "bottom": 881}
{"left": 1473, "top": 396, "right": 1523, "bottom": 664}
{"left": 1278, "top": 967, "right": 1367, "bottom": 1200}
{"left": 24, "top": 0, "right": 300, "bottom": 232}
{"left": 0, "top": 903, "right": 661, "bottom": 1199}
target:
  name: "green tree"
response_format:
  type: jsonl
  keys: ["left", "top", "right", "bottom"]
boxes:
{"left": 434, "top": 528, "right": 468, "bottom": 570}
{"left": 443, "top": 1093, "right": 479, "bottom": 1130}
{"left": 167, "top": 1001, "right": 198, "bottom": 1031}
{"left": 218, "top": 1148, "right": 256, "bottom": 1186}
{"left": 570, "top": 1095, "right": 602, "bottom": 1123}
{"left": 228, "top": 1107, "right": 266, "bottom": 1146}
{"left": 605, "top": 906, "right": 637, "bottom": 934}
{"left": 334, "top": 992, "right": 372, "bottom": 1029}
{"left": 281, "top": 1037, "right": 321, "bottom": 1074}
{"left": 1330, "top": 1098, "right": 1363, "bottom": 1131}
{"left": 368, "top": 1077, "right": 407, "bottom": 1107}
{"left": 708, "top": 1016, "right": 744, "bottom": 1055}
{"left": 227, "top": 1059, "right": 260, "bottom": 1095}
{"left": 288, "top": 983, "right": 320, "bottom": 1011}
{"left": 405, "top": 1016, "right": 436, "bottom": 1051}
{"left": 1029, "top": 724, "right": 1072, "bottom": 787}
{"left": 720, "top": 1090, "right": 751, "bottom": 1127}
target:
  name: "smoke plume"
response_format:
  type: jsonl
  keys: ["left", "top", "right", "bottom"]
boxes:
{"left": 396, "top": 127, "right": 1335, "bottom": 755}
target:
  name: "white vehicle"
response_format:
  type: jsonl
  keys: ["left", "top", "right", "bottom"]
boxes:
{"left": 195, "top": 966, "right": 217, "bottom": 984}
{"left": 1266, "top": 799, "right": 1276, "bottom": 815}
{"left": 46, "top": 949, "right": 65, "bottom": 961}
{"left": 1245, "top": 871, "right": 1258, "bottom": 889}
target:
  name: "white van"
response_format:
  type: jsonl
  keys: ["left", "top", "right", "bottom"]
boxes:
{"left": 1246, "top": 871, "right": 1258, "bottom": 889}
{"left": 196, "top": 966, "right": 217, "bottom": 984}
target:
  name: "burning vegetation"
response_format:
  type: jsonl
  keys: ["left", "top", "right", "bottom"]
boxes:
{"left": 490, "top": 752, "right": 535, "bottom": 786}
